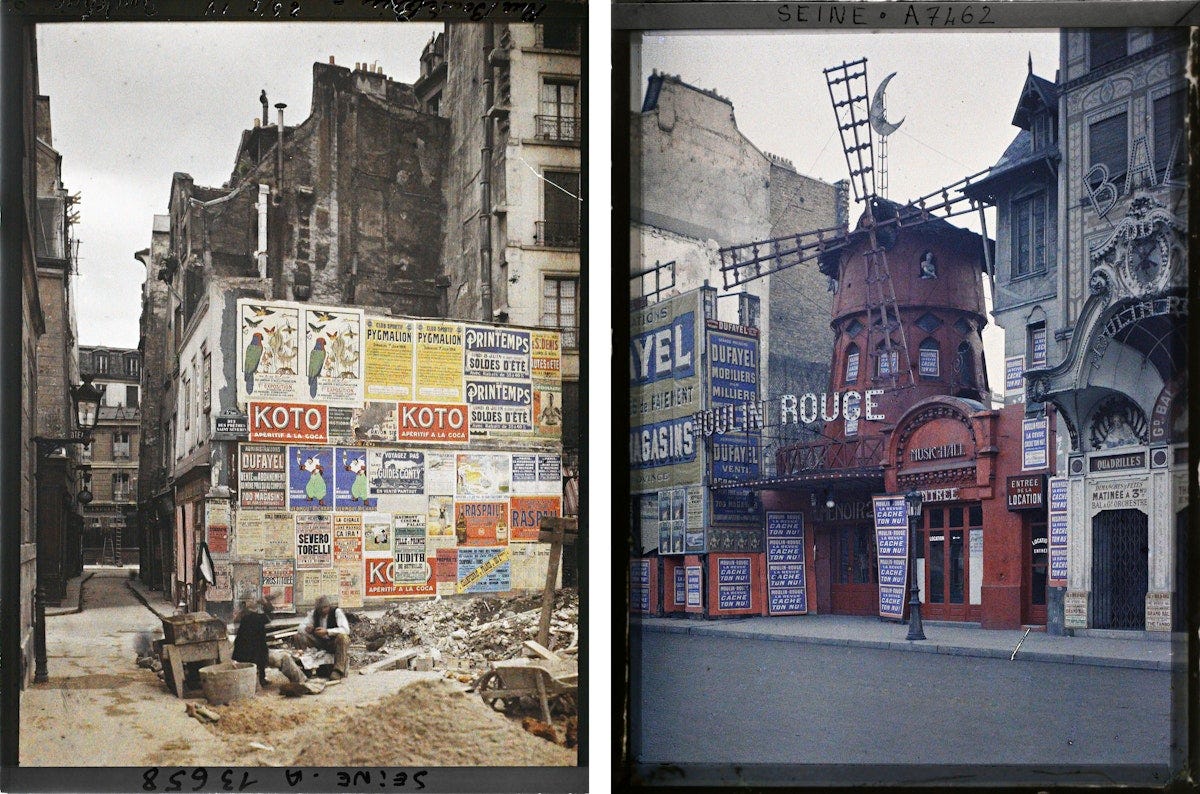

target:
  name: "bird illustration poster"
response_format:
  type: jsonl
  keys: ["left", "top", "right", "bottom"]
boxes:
{"left": 333, "top": 447, "right": 376, "bottom": 510}
{"left": 237, "top": 299, "right": 302, "bottom": 406}
{"left": 288, "top": 446, "right": 333, "bottom": 510}
{"left": 302, "top": 304, "right": 365, "bottom": 407}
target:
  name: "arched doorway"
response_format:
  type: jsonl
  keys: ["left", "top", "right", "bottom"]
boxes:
{"left": 1091, "top": 508, "right": 1148, "bottom": 629}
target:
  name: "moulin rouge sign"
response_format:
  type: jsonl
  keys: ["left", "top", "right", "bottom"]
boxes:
{"left": 694, "top": 389, "right": 886, "bottom": 437}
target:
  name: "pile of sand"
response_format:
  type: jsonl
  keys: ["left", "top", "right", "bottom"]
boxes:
{"left": 287, "top": 678, "right": 577, "bottom": 767}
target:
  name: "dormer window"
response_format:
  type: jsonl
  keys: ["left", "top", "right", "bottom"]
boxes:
{"left": 1031, "top": 112, "right": 1053, "bottom": 152}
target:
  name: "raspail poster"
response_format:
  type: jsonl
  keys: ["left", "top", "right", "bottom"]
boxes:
{"left": 332, "top": 514, "right": 363, "bottom": 568}
{"left": 456, "top": 452, "right": 511, "bottom": 497}
{"left": 364, "top": 317, "right": 415, "bottom": 402}
{"left": 238, "top": 443, "right": 287, "bottom": 508}
{"left": 872, "top": 495, "right": 909, "bottom": 620}
{"left": 530, "top": 329, "right": 562, "bottom": 385}
{"left": 362, "top": 512, "right": 393, "bottom": 555}
{"left": 261, "top": 558, "right": 295, "bottom": 613}
{"left": 533, "top": 387, "right": 563, "bottom": 438}
{"left": 464, "top": 325, "right": 531, "bottom": 382}
{"left": 369, "top": 449, "right": 425, "bottom": 495}
{"left": 338, "top": 567, "right": 364, "bottom": 609}
{"left": 454, "top": 500, "right": 509, "bottom": 546}
{"left": 466, "top": 379, "right": 534, "bottom": 435}
{"left": 302, "top": 305, "right": 364, "bottom": 406}
{"left": 294, "top": 513, "right": 333, "bottom": 570}
{"left": 765, "top": 512, "right": 807, "bottom": 615}
{"left": 392, "top": 513, "right": 430, "bottom": 585}
{"left": 334, "top": 447, "right": 376, "bottom": 509}
{"left": 297, "top": 568, "right": 340, "bottom": 605}
{"left": 414, "top": 321, "right": 465, "bottom": 403}
{"left": 424, "top": 452, "right": 457, "bottom": 495}
{"left": 427, "top": 495, "right": 455, "bottom": 539}
{"left": 509, "top": 495, "right": 562, "bottom": 542}
{"left": 237, "top": 299, "right": 302, "bottom": 406}
{"left": 456, "top": 546, "right": 511, "bottom": 594}
{"left": 289, "top": 446, "right": 333, "bottom": 509}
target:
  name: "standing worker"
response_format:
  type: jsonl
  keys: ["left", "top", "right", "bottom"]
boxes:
{"left": 295, "top": 595, "right": 351, "bottom": 679}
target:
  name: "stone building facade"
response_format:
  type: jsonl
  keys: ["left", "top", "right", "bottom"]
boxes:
{"left": 78, "top": 346, "right": 141, "bottom": 565}
{"left": 632, "top": 72, "right": 846, "bottom": 473}
{"left": 967, "top": 28, "right": 1189, "bottom": 631}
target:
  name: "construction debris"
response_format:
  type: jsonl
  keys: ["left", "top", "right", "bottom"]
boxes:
{"left": 185, "top": 702, "right": 221, "bottom": 723}
{"left": 349, "top": 588, "right": 578, "bottom": 671}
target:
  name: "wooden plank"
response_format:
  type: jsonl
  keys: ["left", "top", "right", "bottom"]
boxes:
{"left": 360, "top": 648, "right": 420, "bottom": 675}
{"left": 522, "top": 640, "right": 560, "bottom": 662}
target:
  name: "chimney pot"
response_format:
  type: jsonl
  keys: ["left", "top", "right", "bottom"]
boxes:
{"left": 329, "top": 55, "right": 335, "bottom": 65}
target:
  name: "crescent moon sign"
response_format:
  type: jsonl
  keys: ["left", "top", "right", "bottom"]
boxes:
{"left": 869, "top": 72, "right": 905, "bottom": 138}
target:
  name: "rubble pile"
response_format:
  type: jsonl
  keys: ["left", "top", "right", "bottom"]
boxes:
{"left": 349, "top": 589, "right": 578, "bottom": 669}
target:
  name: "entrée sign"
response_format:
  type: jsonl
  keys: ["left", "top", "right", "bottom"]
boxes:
{"left": 695, "top": 389, "right": 885, "bottom": 437}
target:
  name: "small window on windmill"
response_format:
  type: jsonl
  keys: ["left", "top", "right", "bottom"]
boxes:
{"left": 919, "top": 251, "right": 937, "bottom": 279}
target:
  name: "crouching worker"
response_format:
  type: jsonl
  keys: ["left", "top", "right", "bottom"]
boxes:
{"left": 232, "top": 595, "right": 306, "bottom": 687}
{"left": 295, "top": 595, "right": 351, "bottom": 680}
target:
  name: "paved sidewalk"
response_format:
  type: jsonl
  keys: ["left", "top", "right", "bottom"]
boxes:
{"left": 634, "top": 613, "right": 1187, "bottom": 671}
{"left": 45, "top": 572, "right": 93, "bottom": 617}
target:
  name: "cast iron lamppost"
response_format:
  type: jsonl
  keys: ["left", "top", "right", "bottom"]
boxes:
{"left": 32, "top": 376, "right": 103, "bottom": 682}
{"left": 905, "top": 489, "right": 925, "bottom": 641}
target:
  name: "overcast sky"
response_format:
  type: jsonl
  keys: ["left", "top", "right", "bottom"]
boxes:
{"left": 37, "top": 22, "right": 442, "bottom": 348}
{"left": 637, "top": 30, "right": 1062, "bottom": 394}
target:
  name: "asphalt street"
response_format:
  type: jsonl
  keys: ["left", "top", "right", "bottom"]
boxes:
{"left": 630, "top": 629, "right": 1185, "bottom": 775}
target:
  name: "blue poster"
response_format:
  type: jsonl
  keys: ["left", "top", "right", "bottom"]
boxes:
{"left": 630, "top": 560, "right": 650, "bottom": 613}
{"left": 1022, "top": 417, "right": 1049, "bottom": 471}
{"left": 711, "top": 489, "right": 759, "bottom": 525}
{"left": 630, "top": 311, "right": 696, "bottom": 385}
{"left": 685, "top": 565, "right": 702, "bottom": 607}
{"left": 711, "top": 435, "right": 761, "bottom": 481}
{"left": 674, "top": 566, "right": 686, "bottom": 606}
{"left": 1005, "top": 355, "right": 1025, "bottom": 394}
{"left": 708, "top": 330, "right": 761, "bottom": 490}
{"left": 369, "top": 450, "right": 422, "bottom": 496}
{"left": 919, "top": 347, "right": 940, "bottom": 377}
{"left": 288, "top": 446, "right": 333, "bottom": 510}
{"left": 1031, "top": 326, "right": 1047, "bottom": 366}
{"left": 464, "top": 326, "right": 531, "bottom": 381}
{"left": 333, "top": 447, "right": 377, "bottom": 508}
{"left": 1049, "top": 477, "right": 1068, "bottom": 512}
{"left": 873, "top": 495, "right": 909, "bottom": 620}
{"left": 717, "top": 556, "right": 752, "bottom": 611}
{"left": 766, "top": 512, "right": 807, "bottom": 615}
{"left": 511, "top": 454, "right": 538, "bottom": 485}
{"left": 456, "top": 547, "right": 510, "bottom": 594}
{"left": 537, "top": 454, "right": 561, "bottom": 483}
{"left": 630, "top": 416, "right": 698, "bottom": 471}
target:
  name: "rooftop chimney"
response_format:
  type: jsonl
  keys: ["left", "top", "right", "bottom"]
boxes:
{"left": 259, "top": 90, "right": 269, "bottom": 127}
{"left": 329, "top": 55, "right": 335, "bottom": 65}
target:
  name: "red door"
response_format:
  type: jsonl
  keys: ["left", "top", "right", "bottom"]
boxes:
{"left": 829, "top": 523, "right": 878, "bottom": 616}
{"left": 920, "top": 504, "right": 976, "bottom": 622}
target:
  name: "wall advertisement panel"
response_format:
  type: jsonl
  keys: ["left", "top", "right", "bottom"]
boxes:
{"left": 301, "top": 305, "right": 364, "bottom": 406}
{"left": 364, "top": 317, "right": 415, "bottom": 402}
{"left": 766, "top": 512, "right": 807, "bottom": 615}
{"left": 873, "top": 495, "right": 909, "bottom": 620}
{"left": 237, "top": 301, "right": 302, "bottom": 406}
{"left": 1047, "top": 476, "right": 1068, "bottom": 586}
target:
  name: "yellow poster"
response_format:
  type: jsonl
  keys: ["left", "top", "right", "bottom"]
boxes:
{"left": 414, "top": 321, "right": 465, "bottom": 403}
{"left": 531, "top": 330, "right": 562, "bottom": 385}
{"left": 364, "top": 317, "right": 415, "bottom": 401}
{"left": 262, "top": 511, "right": 296, "bottom": 558}
{"left": 298, "top": 568, "right": 341, "bottom": 605}
{"left": 338, "top": 567, "right": 364, "bottom": 609}
{"left": 235, "top": 510, "right": 267, "bottom": 557}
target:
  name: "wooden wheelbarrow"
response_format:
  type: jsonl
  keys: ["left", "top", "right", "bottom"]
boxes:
{"left": 475, "top": 659, "right": 578, "bottom": 724}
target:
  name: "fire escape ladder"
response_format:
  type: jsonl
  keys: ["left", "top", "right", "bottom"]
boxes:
{"left": 861, "top": 226, "right": 914, "bottom": 391}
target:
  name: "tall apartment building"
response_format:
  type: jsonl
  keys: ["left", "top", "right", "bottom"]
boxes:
{"left": 79, "top": 346, "right": 141, "bottom": 565}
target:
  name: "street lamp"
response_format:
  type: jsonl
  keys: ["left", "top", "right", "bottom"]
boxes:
{"left": 32, "top": 375, "right": 103, "bottom": 682}
{"left": 905, "top": 489, "right": 925, "bottom": 641}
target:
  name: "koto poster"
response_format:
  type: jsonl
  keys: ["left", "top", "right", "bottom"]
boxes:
{"left": 464, "top": 325, "right": 531, "bottom": 382}
{"left": 288, "top": 446, "right": 333, "bottom": 509}
{"left": 424, "top": 452, "right": 457, "bottom": 495}
{"left": 427, "top": 495, "right": 455, "bottom": 539}
{"left": 333, "top": 514, "right": 363, "bottom": 567}
{"left": 238, "top": 443, "right": 287, "bottom": 508}
{"left": 334, "top": 447, "right": 376, "bottom": 509}
{"left": 294, "top": 513, "right": 333, "bottom": 569}
{"left": 872, "top": 495, "right": 909, "bottom": 620}
{"left": 369, "top": 450, "right": 424, "bottom": 495}
{"left": 363, "top": 556, "right": 401, "bottom": 599}
{"left": 414, "top": 321, "right": 465, "bottom": 403}
{"left": 362, "top": 512, "right": 393, "bottom": 555}
{"left": 530, "top": 330, "right": 561, "bottom": 384}
{"left": 338, "top": 567, "right": 364, "bottom": 609}
{"left": 302, "top": 305, "right": 364, "bottom": 407}
{"left": 237, "top": 299, "right": 302, "bottom": 405}
{"left": 261, "top": 558, "right": 295, "bottom": 613}
{"left": 456, "top": 546, "right": 511, "bottom": 594}
{"left": 364, "top": 317, "right": 415, "bottom": 401}
{"left": 454, "top": 500, "right": 509, "bottom": 546}
{"left": 510, "top": 495, "right": 562, "bottom": 542}
{"left": 456, "top": 452, "right": 511, "bottom": 497}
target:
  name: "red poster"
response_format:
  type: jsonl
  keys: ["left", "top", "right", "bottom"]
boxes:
{"left": 508, "top": 496, "right": 562, "bottom": 542}
{"left": 435, "top": 548, "right": 458, "bottom": 582}
{"left": 454, "top": 501, "right": 509, "bottom": 546}
{"left": 206, "top": 526, "right": 230, "bottom": 555}
{"left": 248, "top": 401, "right": 329, "bottom": 443}
{"left": 395, "top": 402, "right": 470, "bottom": 443}
{"left": 363, "top": 556, "right": 434, "bottom": 598}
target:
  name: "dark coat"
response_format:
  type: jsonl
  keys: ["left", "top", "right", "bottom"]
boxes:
{"left": 232, "top": 609, "right": 272, "bottom": 675}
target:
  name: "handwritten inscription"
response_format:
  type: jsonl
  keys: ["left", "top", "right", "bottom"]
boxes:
{"left": 777, "top": 4, "right": 994, "bottom": 26}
